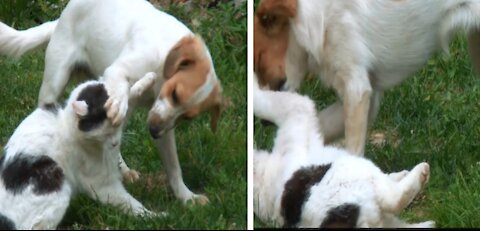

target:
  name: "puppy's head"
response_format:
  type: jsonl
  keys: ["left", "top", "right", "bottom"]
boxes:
{"left": 65, "top": 81, "right": 119, "bottom": 142}
{"left": 148, "top": 35, "right": 226, "bottom": 139}
{"left": 255, "top": 0, "right": 297, "bottom": 90}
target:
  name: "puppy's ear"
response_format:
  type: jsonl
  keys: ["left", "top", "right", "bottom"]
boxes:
{"left": 256, "top": 0, "right": 297, "bottom": 18}
{"left": 72, "top": 100, "right": 88, "bottom": 116}
{"left": 209, "top": 86, "right": 232, "bottom": 133}
{"left": 163, "top": 35, "right": 204, "bottom": 79}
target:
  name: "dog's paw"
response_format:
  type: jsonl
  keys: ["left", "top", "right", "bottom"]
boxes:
{"left": 122, "top": 169, "right": 140, "bottom": 183}
{"left": 129, "top": 72, "right": 157, "bottom": 99}
{"left": 185, "top": 194, "right": 210, "bottom": 206}
{"left": 104, "top": 93, "right": 129, "bottom": 126}
{"left": 412, "top": 162, "right": 430, "bottom": 186}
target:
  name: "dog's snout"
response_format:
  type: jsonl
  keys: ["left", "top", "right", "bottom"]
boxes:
{"left": 276, "top": 78, "right": 287, "bottom": 91}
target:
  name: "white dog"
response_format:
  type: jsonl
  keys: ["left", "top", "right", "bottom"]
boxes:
{"left": 254, "top": 0, "right": 480, "bottom": 155}
{"left": 0, "top": 73, "right": 156, "bottom": 230}
{"left": 253, "top": 75, "right": 434, "bottom": 228}
{"left": 0, "top": 0, "right": 226, "bottom": 204}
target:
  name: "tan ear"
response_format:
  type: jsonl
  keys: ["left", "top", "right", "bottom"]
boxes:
{"left": 257, "top": 0, "right": 297, "bottom": 18}
{"left": 163, "top": 35, "right": 204, "bottom": 79}
{"left": 210, "top": 95, "right": 232, "bottom": 133}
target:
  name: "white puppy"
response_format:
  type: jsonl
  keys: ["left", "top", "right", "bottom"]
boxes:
{"left": 253, "top": 75, "right": 434, "bottom": 228}
{"left": 0, "top": 0, "right": 225, "bottom": 204}
{"left": 255, "top": 0, "right": 480, "bottom": 155}
{"left": 0, "top": 73, "right": 156, "bottom": 230}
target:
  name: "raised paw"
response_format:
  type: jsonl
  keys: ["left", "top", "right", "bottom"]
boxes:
{"left": 411, "top": 162, "right": 430, "bottom": 187}
{"left": 129, "top": 72, "right": 157, "bottom": 99}
{"left": 122, "top": 169, "right": 140, "bottom": 184}
{"left": 104, "top": 93, "right": 129, "bottom": 126}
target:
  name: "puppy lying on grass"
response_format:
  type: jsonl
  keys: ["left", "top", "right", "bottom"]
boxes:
{"left": 253, "top": 75, "right": 434, "bottom": 228}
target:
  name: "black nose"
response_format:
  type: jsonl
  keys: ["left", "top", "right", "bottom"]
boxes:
{"left": 149, "top": 126, "right": 160, "bottom": 139}
{"left": 275, "top": 78, "right": 287, "bottom": 91}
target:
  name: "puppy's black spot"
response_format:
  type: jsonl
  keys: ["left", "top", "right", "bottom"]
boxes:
{"left": 41, "top": 103, "right": 61, "bottom": 115}
{"left": 76, "top": 84, "right": 109, "bottom": 132}
{"left": 0, "top": 213, "right": 15, "bottom": 230}
{"left": 320, "top": 203, "right": 360, "bottom": 228}
{"left": 281, "top": 164, "right": 332, "bottom": 228}
{"left": 1, "top": 154, "right": 64, "bottom": 195}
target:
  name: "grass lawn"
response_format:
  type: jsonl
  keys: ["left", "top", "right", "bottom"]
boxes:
{"left": 0, "top": 1, "right": 246, "bottom": 230}
{"left": 254, "top": 36, "right": 480, "bottom": 228}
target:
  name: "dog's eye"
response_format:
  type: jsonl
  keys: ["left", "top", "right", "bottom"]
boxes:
{"left": 172, "top": 88, "right": 179, "bottom": 105}
{"left": 179, "top": 60, "right": 193, "bottom": 69}
{"left": 260, "top": 14, "right": 276, "bottom": 29}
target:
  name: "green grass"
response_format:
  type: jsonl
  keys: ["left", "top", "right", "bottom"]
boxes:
{"left": 254, "top": 36, "right": 480, "bottom": 228}
{"left": 0, "top": 2, "right": 246, "bottom": 230}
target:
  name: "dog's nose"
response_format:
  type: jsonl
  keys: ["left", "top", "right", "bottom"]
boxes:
{"left": 276, "top": 78, "right": 287, "bottom": 91}
{"left": 149, "top": 126, "right": 161, "bottom": 139}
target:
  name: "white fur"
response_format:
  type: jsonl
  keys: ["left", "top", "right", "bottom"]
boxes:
{"left": 253, "top": 75, "right": 434, "bottom": 228}
{"left": 0, "top": 74, "right": 157, "bottom": 229}
{"left": 281, "top": 0, "right": 480, "bottom": 155}
{"left": 0, "top": 0, "right": 218, "bottom": 204}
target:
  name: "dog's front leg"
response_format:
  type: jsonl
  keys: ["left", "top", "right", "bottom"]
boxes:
{"left": 339, "top": 67, "right": 372, "bottom": 156}
{"left": 153, "top": 129, "right": 209, "bottom": 205}
{"left": 103, "top": 65, "right": 131, "bottom": 126}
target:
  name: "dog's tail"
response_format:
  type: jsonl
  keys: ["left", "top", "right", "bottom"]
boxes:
{"left": 0, "top": 20, "right": 58, "bottom": 58}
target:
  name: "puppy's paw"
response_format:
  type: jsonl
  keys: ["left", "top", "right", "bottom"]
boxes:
{"left": 104, "top": 93, "right": 129, "bottom": 126}
{"left": 185, "top": 194, "right": 210, "bottom": 206}
{"left": 122, "top": 169, "right": 140, "bottom": 183}
{"left": 412, "top": 162, "right": 430, "bottom": 187}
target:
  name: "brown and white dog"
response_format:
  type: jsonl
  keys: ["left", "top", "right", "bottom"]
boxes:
{"left": 0, "top": 0, "right": 226, "bottom": 205}
{"left": 254, "top": 0, "right": 480, "bottom": 155}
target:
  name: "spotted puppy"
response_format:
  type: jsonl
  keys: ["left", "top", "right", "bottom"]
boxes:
{"left": 0, "top": 73, "right": 156, "bottom": 230}
{"left": 0, "top": 0, "right": 226, "bottom": 204}
{"left": 253, "top": 75, "right": 434, "bottom": 228}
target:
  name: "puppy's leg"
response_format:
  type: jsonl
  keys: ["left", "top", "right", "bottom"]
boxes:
{"left": 91, "top": 181, "right": 157, "bottom": 217}
{"left": 154, "top": 129, "right": 209, "bottom": 205}
{"left": 376, "top": 163, "right": 430, "bottom": 214}
{"left": 254, "top": 77, "right": 320, "bottom": 156}
{"left": 118, "top": 152, "right": 140, "bottom": 184}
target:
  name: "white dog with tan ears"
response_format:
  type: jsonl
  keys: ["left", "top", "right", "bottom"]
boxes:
{"left": 254, "top": 0, "right": 480, "bottom": 156}
{"left": 0, "top": 0, "right": 227, "bottom": 205}
{"left": 253, "top": 75, "right": 434, "bottom": 228}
